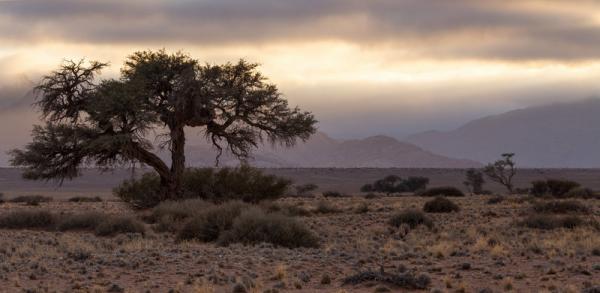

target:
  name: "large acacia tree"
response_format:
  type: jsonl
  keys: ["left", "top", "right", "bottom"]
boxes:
{"left": 10, "top": 50, "right": 316, "bottom": 200}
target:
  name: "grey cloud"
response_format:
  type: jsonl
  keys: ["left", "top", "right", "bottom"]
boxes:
{"left": 1, "top": 0, "right": 600, "bottom": 61}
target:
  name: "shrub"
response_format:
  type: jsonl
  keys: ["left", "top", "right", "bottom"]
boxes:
{"left": 177, "top": 201, "right": 249, "bottom": 241}
{"left": 9, "top": 195, "right": 53, "bottom": 205}
{"left": 519, "top": 214, "right": 585, "bottom": 230}
{"left": 388, "top": 210, "right": 433, "bottom": 229}
{"left": 94, "top": 216, "right": 145, "bottom": 236}
{"left": 487, "top": 196, "right": 505, "bottom": 204}
{"left": 150, "top": 199, "right": 214, "bottom": 223}
{"left": 354, "top": 202, "right": 370, "bottom": 214}
{"left": 322, "top": 191, "right": 344, "bottom": 198}
{"left": 0, "top": 210, "right": 55, "bottom": 229}
{"left": 115, "top": 166, "right": 292, "bottom": 208}
{"left": 423, "top": 197, "right": 459, "bottom": 213}
{"left": 343, "top": 271, "right": 431, "bottom": 290}
{"left": 0, "top": 193, "right": 4, "bottom": 204}
{"left": 314, "top": 201, "right": 341, "bottom": 214}
{"left": 403, "top": 177, "right": 430, "bottom": 192}
{"left": 361, "top": 175, "right": 430, "bottom": 194}
{"left": 530, "top": 180, "right": 548, "bottom": 197}
{"left": 531, "top": 200, "right": 588, "bottom": 214}
{"left": 57, "top": 212, "right": 105, "bottom": 231}
{"left": 418, "top": 186, "right": 464, "bottom": 197}
{"left": 218, "top": 209, "right": 319, "bottom": 248}
{"left": 546, "top": 179, "right": 580, "bottom": 197}
{"left": 68, "top": 196, "right": 103, "bottom": 202}
{"left": 564, "top": 187, "right": 598, "bottom": 199}
{"left": 463, "top": 169, "right": 485, "bottom": 194}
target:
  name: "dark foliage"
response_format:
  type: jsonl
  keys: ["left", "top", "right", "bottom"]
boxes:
{"left": 218, "top": 209, "right": 319, "bottom": 248}
{"left": 565, "top": 187, "right": 598, "bottom": 199}
{"left": 530, "top": 179, "right": 581, "bottom": 197}
{"left": 519, "top": 214, "right": 586, "bottom": 230}
{"left": 486, "top": 196, "right": 505, "bottom": 204}
{"left": 68, "top": 196, "right": 103, "bottom": 202}
{"left": 294, "top": 184, "right": 318, "bottom": 196}
{"left": 483, "top": 153, "right": 516, "bottom": 193}
{"left": 417, "top": 186, "right": 464, "bottom": 197}
{"left": 342, "top": 271, "right": 431, "bottom": 290}
{"left": 388, "top": 210, "right": 433, "bottom": 229}
{"left": 322, "top": 191, "right": 344, "bottom": 198}
{"left": 57, "top": 212, "right": 105, "bottom": 231}
{"left": 0, "top": 210, "right": 55, "bottom": 229}
{"left": 94, "top": 216, "right": 145, "bottom": 236}
{"left": 9, "top": 195, "right": 53, "bottom": 205}
{"left": 423, "top": 197, "right": 460, "bottom": 213}
{"left": 115, "top": 166, "right": 291, "bottom": 208}
{"left": 531, "top": 200, "right": 588, "bottom": 214}
{"left": 361, "top": 175, "right": 429, "bottom": 194}
{"left": 11, "top": 50, "right": 316, "bottom": 202}
{"left": 530, "top": 180, "right": 549, "bottom": 197}
{"left": 177, "top": 201, "right": 249, "bottom": 241}
{"left": 463, "top": 168, "right": 485, "bottom": 195}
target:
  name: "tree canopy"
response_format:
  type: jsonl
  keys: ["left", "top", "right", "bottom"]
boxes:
{"left": 10, "top": 50, "right": 317, "bottom": 200}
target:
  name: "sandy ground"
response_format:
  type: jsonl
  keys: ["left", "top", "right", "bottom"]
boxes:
{"left": 0, "top": 195, "right": 598, "bottom": 292}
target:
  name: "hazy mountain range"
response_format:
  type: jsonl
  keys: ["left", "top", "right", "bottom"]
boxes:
{"left": 406, "top": 98, "right": 600, "bottom": 168}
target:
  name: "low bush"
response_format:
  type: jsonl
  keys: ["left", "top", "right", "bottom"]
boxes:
{"left": 388, "top": 210, "right": 433, "bottom": 229}
{"left": 417, "top": 186, "right": 464, "bottom": 197}
{"left": 9, "top": 195, "right": 53, "bottom": 205}
{"left": 177, "top": 201, "right": 249, "bottom": 241}
{"left": 57, "top": 212, "right": 104, "bottom": 231}
{"left": 115, "top": 166, "right": 292, "bottom": 208}
{"left": 294, "top": 184, "right": 318, "bottom": 196}
{"left": 519, "top": 214, "right": 586, "bottom": 230}
{"left": 68, "top": 196, "right": 102, "bottom": 203}
{"left": 564, "top": 187, "right": 598, "bottom": 199}
{"left": 531, "top": 200, "right": 588, "bottom": 214}
{"left": 530, "top": 179, "right": 582, "bottom": 197}
{"left": 487, "top": 195, "right": 505, "bottom": 204}
{"left": 314, "top": 201, "right": 341, "bottom": 214}
{"left": 263, "top": 203, "right": 311, "bottom": 217}
{"left": 343, "top": 271, "right": 431, "bottom": 290}
{"left": 354, "top": 202, "right": 370, "bottom": 214}
{"left": 0, "top": 210, "right": 55, "bottom": 229}
{"left": 94, "top": 216, "right": 145, "bottom": 236}
{"left": 218, "top": 209, "right": 319, "bottom": 248}
{"left": 0, "top": 193, "right": 4, "bottom": 204}
{"left": 322, "top": 191, "right": 344, "bottom": 198}
{"left": 361, "top": 175, "right": 429, "bottom": 194}
{"left": 149, "top": 199, "right": 214, "bottom": 223}
{"left": 423, "top": 197, "right": 459, "bottom": 213}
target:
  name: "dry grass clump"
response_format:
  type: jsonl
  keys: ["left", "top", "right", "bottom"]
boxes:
{"left": 0, "top": 210, "right": 55, "bottom": 229}
{"left": 177, "top": 201, "right": 248, "bottom": 241}
{"left": 342, "top": 270, "right": 431, "bottom": 290}
{"left": 423, "top": 196, "right": 460, "bottom": 213}
{"left": 218, "top": 208, "right": 320, "bottom": 248}
{"left": 94, "top": 216, "right": 145, "bottom": 236}
{"left": 56, "top": 212, "right": 105, "bottom": 231}
{"left": 531, "top": 200, "right": 589, "bottom": 214}
{"left": 314, "top": 201, "right": 341, "bottom": 214}
{"left": 388, "top": 210, "right": 433, "bottom": 229}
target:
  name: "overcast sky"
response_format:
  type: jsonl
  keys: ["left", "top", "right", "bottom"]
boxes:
{"left": 1, "top": 0, "right": 600, "bottom": 141}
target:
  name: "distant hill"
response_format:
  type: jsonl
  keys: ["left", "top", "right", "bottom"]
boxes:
{"left": 182, "top": 132, "right": 481, "bottom": 168}
{"left": 405, "top": 98, "right": 600, "bottom": 168}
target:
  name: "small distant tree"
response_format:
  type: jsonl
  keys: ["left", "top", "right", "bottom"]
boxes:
{"left": 10, "top": 50, "right": 317, "bottom": 201}
{"left": 483, "top": 153, "right": 516, "bottom": 194}
{"left": 463, "top": 168, "right": 485, "bottom": 195}
{"left": 403, "top": 176, "right": 429, "bottom": 192}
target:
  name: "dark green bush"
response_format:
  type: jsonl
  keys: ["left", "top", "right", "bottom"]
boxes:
{"left": 423, "top": 197, "right": 459, "bottom": 213}
{"left": 57, "top": 212, "right": 105, "bottom": 231}
{"left": 546, "top": 179, "right": 580, "bottom": 197}
{"left": 0, "top": 210, "right": 55, "bottom": 229}
{"left": 564, "top": 187, "right": 598, "bottom": 199}
{"left": 68, "top": 196, "right": 103, "bottom": 203}
{"left": 177, "top": 201, "right": 249, "bottom": 241}
{"left": 531, "top": 200, "right": 588, "bottom": 214}
{"left": 519, "top": 214, "right": 585, "bottom": 230}
{"left": 530, "top": 180, "right": 548, "bottom": 197}
{"left": 361, "top": 175, "right": 429, "bottom": 194}
{"left": 388, "top": 210, "right": 433, "bottom": 229}
{"left": 94, "top": 216, "right": 145, "bottom": 236}
{"left": 417, "top": 186, "right": 464, "bottom": 197}
{"left": 9, "top": 195, "right": 53, "bottom": 205}
{"left": 114, "top": 166, "right": 292, "bottom": 208}
{"left": 322, "top": 191, "right": 344, "bottom": 198}
{"left": 218, "top": 209, "right": 319, "bottom": 248}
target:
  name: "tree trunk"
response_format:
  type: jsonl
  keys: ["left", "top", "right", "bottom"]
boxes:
{"left": 169, "top": 125, "right": 186, "bottom": 199}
